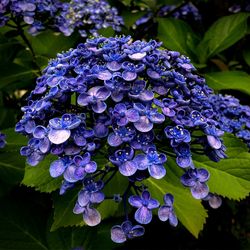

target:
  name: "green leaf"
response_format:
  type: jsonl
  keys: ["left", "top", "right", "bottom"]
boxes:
{"left": 0, "top": 198, "right": 49, "bottom": 250}
{"left": 51, "top": 171, "right": 126, "bottom": 231}
{"left": 243, "top": 46, "right": 250, "bottom": 66}
{"left": 29, "top": 30, "right": 77, "bottom": 59}
{"left": 157, "top": 18, "right": 200, "bottom": 61}
{"left": 51, "top": 189, "right": 83, "bottom": 231}
{"left": 146, "top": 157, "right": 208, "bottom": 238}
{"left": 0, "top": 63, "right": 38, "bottom": 91}
{"left": 197, "top": 13, "right": 249, "bottom": 63}
{"left": 22, "top": 155, "right": 62, "bottom": 193}
{"left": 0, "top": 129, "right": 26, "bottom": 188}
{"left": 193, "top": 134, "right": 250, "bottom": 200}
{"left": 205, "top": 71, "right": 250, "bottom": 95}
{"left": 47, "top": 222, "right": 117, "bottom": 250}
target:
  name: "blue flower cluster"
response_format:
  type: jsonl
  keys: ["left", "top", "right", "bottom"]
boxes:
{"left": 208, "top": 94, "right": 250, "bottom": 148}
{"left": 135, "top": 2, "right": 201, "bottom": 27}
{"left": 0, "top": 0, "right": 123, "bottom": 36}
{"left": 16, "top": 36, "right": 225, "bottom": 243}
{"left": 0, "top": 0, "right": 63, "bottom": 35}
{"left": 0, "top": 132, "right": 6, "bottom": 148}
{"left": 56, "top": 0, "right": 123, "bottom": 37}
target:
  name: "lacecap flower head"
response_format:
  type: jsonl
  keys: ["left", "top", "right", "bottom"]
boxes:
{"left": 16, "top": 36, "right": 224, "bottom": 243}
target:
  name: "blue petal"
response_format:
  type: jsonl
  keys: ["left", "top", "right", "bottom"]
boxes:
{"left": 83, "top": 207, "right": 101, "bottom": 227}
{"left": 134, "top": 206, "right": 152, "bottom": 224}
{"left": 130, "top": 225, "right": 145, "bottom": 237}
{"left": 158, "top": 205, "right": 170, "bottom": 222}
{"left": 128, "top": 52, "right": 146, "bottom": 60}
{"left": 139, "top": 90, "right": 154, "bottom": 101}
{"left": 147, "top": 68, "right": 161, "bottom": 79}
{"left": 207, "top": 135, "right": 222, "bottom": 149}
{"left": 148, "top": 164, "right": 166, "bottom": 179}
{"left": 39, "top": 138, "right": 50, "bottom": 153}
{"left": 149, "top": 113, "right": 165, "bottom": 124}
{"left": 63, "top": 165, "right": 78, "bottom": 183}
{"left": 97, "top": 70, "right": 112, "bottom": 81}
{"left": 50, "top": 159, "right": 66, "bottom": 178}
{"left": 163, "top": 193, "right": 174, "bottom": 206}
{"left": 122, "top": 71, "right": 137, "bottom": 81}
{"left": 73, "top": 202, "right": 85, "bottom": 214}
{"left": 133, "top": 154, "right": 148, "bottom": 170}
{"left": 147, "top": 198, "right": 160, "bottom": 209}
{"left": 78, "top": 190, "right": 90, "bottom": 207}
{"left": 128, "top": 195, "right": 142, "bottom": 208}
{"left": 49, "top": 118, "right": 62, "bottom": 129}
{"left": 197, "top": 168, "right": 210, "bottom": 182}
{"left": 119, "top": 161, "right": 137, "bottom": 176}
{"left": 169, "top": 212, "right": 178, "bottom": 227}
{"left": 91, "top": 101, "right": 107, "bottom": 113}
{"left": 108, "top": 133, "right": 122, "bottom": 147}
{"left": 134, "top": 116, "right": 153, "bottom": 132}
{"left": 77, "top": 93, "right": 90, "bottom": 106}
{"left": 48, "top": 129, "right": 71, "bottom": 144}
{"left": 191, "top": 182, "right": 209, "bottom": 199}
{"left": 126, "top": 109, "right": 140, "bottom": 122}
{"left": 111, "top": 226, "right": 126, "bottom": 243}
{"left": 95, "top": 87, "right": 111, "bottom": 100}
{"left": 85, "top": 161, "right": 97, "bottom": 173}
{"left": 90, "top": 191, "right": 105, "bottom": 204}
{"left": 107, "top": 61, "right": 122, "bottom": 71}
{"left": 176, "top": 156, "right": 191, "bottom": 168}
{"left": 33, "top": 126, "right": 47, "bottom": 139}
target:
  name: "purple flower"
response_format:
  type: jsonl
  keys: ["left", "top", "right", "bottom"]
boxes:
{"left": 121, "top": 61, "right": 145, "bottom": 81}
{"left": 158, "top": 193, "right": 178, "bottom": 226}
{"left": 73, "top": 203, "right": 101, "bottom": 227}
{"left": 77, "top": 179, "right": 105, "bottom": 207}
{"left": 203, "top": 193, "right": 222, "bottom": 209}
{"left": 129, "top": 190, "right": 160, "bottom": 224}
{"left": 109, "top": 147, "right": 137, "bottom": 176}
{"left": 111, "top": 221, "right": 145, "bottom": 243}
{"left": 131, "top": 131, "right": 154, "bottom": 152}
{"left": 108, "top": 124, "right": 136, "bottom": 147}
{"left": 164, "top": 125, "right": 191, "bottom": 147}
{"left": 20, "top": 138, "right": 45, "bottom": 166}
{"left": 134, "top": 148, "right": 167, "bottom": 179}
{"left": 111, "top": 103, "right": 139, "bottom": 126}
{"left": 78, "top": 86, "right": 111, "bottom": 113}
{"left": 48, "top": 114, "right": 81, "bottom": 144}
{"left": 174, "top": 143, "right": 192, "bottom": 168}
{"left": 63, "top": 153, "right": 97, "bottom": 183}
{"left": 181, "top": 168, "right": 210, "bottom": 199}
{"left": 133, "top": 103, "right": 165, "bottom": 132}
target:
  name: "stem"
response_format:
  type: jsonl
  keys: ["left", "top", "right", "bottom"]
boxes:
{"left": 103, "top": 168, "right": 118, "bottom": 185}
{"left": 12, "top": 18, "right": 41, "bottom": 74}
{"left": 122, "top": 182, "right": 132, "bottom": 221}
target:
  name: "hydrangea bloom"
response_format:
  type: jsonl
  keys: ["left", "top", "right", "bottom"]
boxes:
{"left": 0, "top": 132, "right": 6, "bottom": 148}
{"left": 0, "top": 0, "right": 63, "bottom": 35}
{"left": 1, "top": 0, "right": 123, "bottom": 36}
{"left": 56, "top": 0, "right": 124, "bottom": 37}
{"left": 207, "top": 94, "right": 250, "bottom": 148}
{"left": 16, "top": 36, "right": 226, "bottom": 243}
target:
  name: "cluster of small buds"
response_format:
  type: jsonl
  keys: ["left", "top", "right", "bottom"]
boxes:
{"left": 56, "top": 0, "right": 124, "bottom": 37}
{"left": 207, "top": 94, "right": 250, "bottom": 148}
{"left": 0, "top": 0, "right": 123, "bottom": 36}
{"left": 0, "top": 132, "right": 6, "bottom": 149}
{"left": 134, "top": 2, "right": 201, "bottom": 28}
{"left": 16, "top": 36, "right": 225, "bottom": 243}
